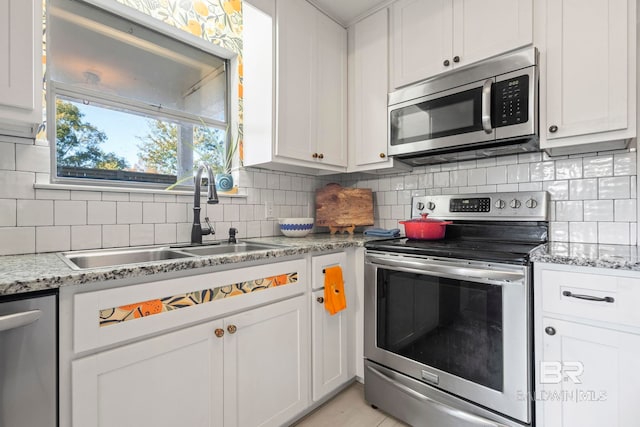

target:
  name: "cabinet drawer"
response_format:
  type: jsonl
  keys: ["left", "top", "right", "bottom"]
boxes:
{"left": 73, "top": 258, "right": 306, "bottom": 353}
{"left": 541, "top": 269, "right": 640, "bottom": 328}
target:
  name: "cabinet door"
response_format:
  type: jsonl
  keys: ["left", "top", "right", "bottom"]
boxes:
{"left": 275, "top": 0, "right": 315, "bottom": 162}
{"left": 540, "top": 317, "right": 640, "bottom": 427}
{"left": 544, "top": 0, "right": 630, "bottom": 141}
{"left": 311, "top": 289, "right": 348, "bottom": 401}
{"left": 224, "top": 295, "right": 309, "bottom": 427}
{"left": 391, "top": 0, "right": 454, "bottom": 88}
{"left": 452, "top": 0, "right": 532, "bottom": 68}
{"left": 351, "top": 8, "right": 393, "bottom": 169}
{"left": 72, "top": 321, "right": 224, "bottom": 427}
{"left": 315, "top": 12, "right": 347, "bottom": 168}
{"left": 0, "top": 0, "right": 42, "bottom": 134}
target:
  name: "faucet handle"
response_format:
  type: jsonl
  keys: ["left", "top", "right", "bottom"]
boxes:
{"left": 203, "top": 217, "right": 214, "bottom": 236}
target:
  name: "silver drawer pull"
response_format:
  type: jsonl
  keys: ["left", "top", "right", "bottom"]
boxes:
{"left": 562, "top": 290, "right": 614, "bottom": 303}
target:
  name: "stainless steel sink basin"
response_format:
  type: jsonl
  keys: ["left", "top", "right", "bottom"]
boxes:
{"left": 59, "top": 247, "right": 194, "bottom": 270}
{"left": 176, "top": 242, "right": 284, "bottom": 256}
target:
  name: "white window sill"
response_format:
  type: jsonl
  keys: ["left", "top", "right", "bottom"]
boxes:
{"left": 33, "top": 182, "right": 247, "bottom": 198}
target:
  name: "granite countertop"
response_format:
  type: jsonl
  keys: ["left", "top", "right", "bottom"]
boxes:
{"left": 0, "top": 234, "right": 375, "bottom": 297}
{"left": 531, "top": 242, "right": 640, "bottom": 270}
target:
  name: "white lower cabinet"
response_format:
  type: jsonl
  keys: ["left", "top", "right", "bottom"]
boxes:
{"left": 311, "top": 289, "right": 348, "bottom": 401}
{"left": 71, "top": 295, "right": 309, "bottom": 427}
{"left": 534, "top": 263, "right": 640, "bottom": 427}
{"left": 540, "top": 317, "right": 640, "bottom": 427}
{"left": 72, "top": 321, "right": 224, "bottom": 427}
{"left": 224, "top": 295, "right": 309, "bottom": 427}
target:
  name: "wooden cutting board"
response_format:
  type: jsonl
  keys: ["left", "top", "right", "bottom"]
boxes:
{"left": 315, "top": 183, "right": 374, "bottom": 234}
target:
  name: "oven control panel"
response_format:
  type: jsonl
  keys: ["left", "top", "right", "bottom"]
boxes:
{"left": 412, "top": 191, "right": 549, "bottom": 221}
{"left": 450, "top": 198, "right": 491, "bottom": 213}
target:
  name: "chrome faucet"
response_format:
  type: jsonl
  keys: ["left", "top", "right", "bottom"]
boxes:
{"left": 191, "top": 163, "right": 219, "bottom": 244}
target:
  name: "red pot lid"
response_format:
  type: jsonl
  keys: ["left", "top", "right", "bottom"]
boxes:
{"left": 400, "top": 213, "right": 452, "bottom": 224}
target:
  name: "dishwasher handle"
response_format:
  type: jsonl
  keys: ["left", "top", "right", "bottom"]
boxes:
{"left": 0, "top": 309, "right": 42, "bottom": 332}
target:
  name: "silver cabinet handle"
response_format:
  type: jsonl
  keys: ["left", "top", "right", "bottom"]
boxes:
{"left": 481, "top": 78, "right": 493, "bottom": 133}
{"left": 0, "top": 310, "right": 42, "bottom": 332}
{"left": 562, "top": 291, "right": 614, "bottom": 303}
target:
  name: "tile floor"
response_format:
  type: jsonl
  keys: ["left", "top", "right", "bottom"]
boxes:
{"left": 294, "top": 382, "right": 409, "bottom": 427}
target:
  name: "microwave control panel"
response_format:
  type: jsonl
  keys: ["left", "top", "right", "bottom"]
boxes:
{"left": 492, "top": 75, "right": 529, "bottom": 128}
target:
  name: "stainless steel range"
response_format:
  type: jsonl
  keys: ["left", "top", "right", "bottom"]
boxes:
{"left": 364, "top": 191, "right": 549, "bottom": 427}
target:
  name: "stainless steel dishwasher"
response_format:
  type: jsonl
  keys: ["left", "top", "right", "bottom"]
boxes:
{"left": 0, "top": 291, "right": 57, "bottom": 427}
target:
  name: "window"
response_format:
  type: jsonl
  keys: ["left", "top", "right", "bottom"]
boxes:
{"left": 47, "top": 0, "right": 229, "bottom": 188}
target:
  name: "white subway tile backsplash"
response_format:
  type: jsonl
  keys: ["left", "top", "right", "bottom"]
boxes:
{"left": 71, "top": 225, "right": 101, "bottom": 250}
{"left": 102, "top": 192, "right": 129, "bottom": 202}
{"left": 36, "top": 189, "right": 69, "bottom": 200}
{"left": 117, "top": 202, "right": 142, "bottom": 224}
{"left": 569, "top": 222, "right": 598, "bottom": 243}
{"left": 550, "top": 222, "right": 569, "bottom": 242}
{"left": 154, "top": 223, "right": 176, "bottom": 244}
{"left": 390, "top": 176, "right": 404, "bottom": 190}
{"left": 507, "top": 164, "right": 529, "bottom": 183}
{"left": 450, "top": 170, "right": 468, "bottom": 187}
{"left": 530, "top": 161, "right": 555, "bottom": 181}
{"left": 458, "top": 160, "right": 477, "bottom": 169}
{"left": 518, "top": 152, "right": 542, "bottom": 164}
{"left": 496, "top": 154, "right": 518, "bottom": 165}
{"left": 583, "top": 156, "right": 613, "bottom": 178}
{"left": 0, "top": 142, "right": 15, "bottom": 170}
{"left": 496, "top": 184, "right": 518, "bottom": 192}
{"left": 166, "top": 203, "right": 187, "bottom": 223}
{"left": 143, "top": 202, "right": 166, "bottom": 224}
{"left": 130, "top": 193, "right": 155, "bottom": 202}
{"left": 486, "top": 166, "right": 507, "bottom": 184}
{"left": 433, "top": 172, "right": 450, "bottom": 188}
{"left": 279, "top": 175, "right": 292, "bottom": 190}
{"left": 598, "top": 222, "right": 630, "bottom": 245}
{"left": 476, "top": 185, "right": 497, "bottom": 193}
{"left": 0, "top": 171, "right": 35, "bottom": 199}
{"left": 36, "top": 226, "right": 70, "bottom": 253}
{"left": 583, "top": 200, "right": 614, "bottom": 222}
{"left": 88, "top": 201, "right": 116, "bottom": 225}
{"left": 71, "top": 191, "right": 102, "bottom": 201}
{"left": 18, "top": 200, "right": 53, "bottom": 226}
{"left": 130, "top": 224, "right": 155, "bottom": 246}
{"left": 599, "top": 176, "right": 630, "bottom": 199}
{"left": 54, "top": 201, "right": 86, "bottom": 225}
{"left": 267, "top": 173, "right": 279, "bottom": 189}
{"left": 103, "top": 225, "right": 129, "bottom": 248}
{"left": 468, "top": 169, "right": 487, "bottom": 186}
{"left": 224, "top": 204, "right": 240, "bottom": 222}
{"left": 418, "top": 173, "right": 433, "bottom": 189}
{"left": 614, "top": 199, "right": 636, "bottom": 222}
{"left": 569, "top": 178, "right": 598, "bottom": 200}
{"left": 0, "top": 199, "right": 16, "bottom": 226}
{"left": 15, "top": 144, "right": 49, "bottom": 173}
{"left": 397, "top": 190, "right": 412, "bottom": 205}
{"left": 285, "top": 191, "right": 297, "bottom": 205}
{"left": 518, "top": 182, "right": 543, "bottom": 192}
{"left": 555, "top": 158, "right": 582, "bottom": 180}
{"left": 556, "top": 201, "right": 583, "bottom": 222}
{"left": 0, "top": 227, "right": 35, "bottom": 255}
{"left": 404, "top": 175, "right": 418, "bottom": 190}
{"left": 614, "top": 152, "right": 636, "bottom": 176}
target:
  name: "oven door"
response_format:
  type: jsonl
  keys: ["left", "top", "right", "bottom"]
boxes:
{"left": 364, "top": 252, "right": 531, "bottom": 424}
{"left": 388, "top": 79, "right": 495, "bottom": 156}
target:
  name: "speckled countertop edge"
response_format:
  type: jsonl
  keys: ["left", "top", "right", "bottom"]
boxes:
{"left": 0, "top": 234, "right": 375, "bottom": 296}
{"left": 531, "top": 242, "right": 640, "bottom": 270}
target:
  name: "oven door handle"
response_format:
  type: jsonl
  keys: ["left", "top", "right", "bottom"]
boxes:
{"left": 366, "top": 256, "right": 524, "bottom": 285}
{"left": 366, "top": 364, "right": 509, "bottom": 427}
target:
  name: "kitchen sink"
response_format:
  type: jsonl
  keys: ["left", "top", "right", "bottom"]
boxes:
{"left": 59, "top": 242, "right": 286, "bottom": 270}
{"left": 59, "top": 247, "right": 194, "bottom": 270}
{"left": 175, "top": 242, "right": 285, "bottom": 256}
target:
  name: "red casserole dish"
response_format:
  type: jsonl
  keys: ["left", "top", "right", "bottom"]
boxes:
{"left": 399, "top": 213, "right": 453, "bottom": 240}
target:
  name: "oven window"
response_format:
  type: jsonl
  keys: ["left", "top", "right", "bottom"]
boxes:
{"left": 376, "top": 269, "right": 504, "bottom": 391}
{"left": 389, "top": 87, "right": 483, "bottom": 146}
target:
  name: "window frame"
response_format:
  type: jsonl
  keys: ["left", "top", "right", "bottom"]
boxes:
{"left": 46, "top": 0, "right": 237, "bottom": 191}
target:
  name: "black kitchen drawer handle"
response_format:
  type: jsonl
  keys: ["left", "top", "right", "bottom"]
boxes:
{"left": 562, "top": 290, "right": 614, "bottom": 303}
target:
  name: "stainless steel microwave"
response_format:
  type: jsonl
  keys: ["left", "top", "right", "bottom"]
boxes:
{"left": 388, "top": 48, "right": 538, "bottom": 166}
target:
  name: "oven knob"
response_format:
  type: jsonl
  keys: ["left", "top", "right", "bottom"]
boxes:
{"left": 427, "top": 202, "right": 436, "bottom": 210}
{"left": 416, "top": 202, "right": 425, "bottom": 211}
{"left": 510, "top": 199, "right": 522, "bottom": 209}
{"left": 525, "top": 199, "right": 538, "bottom": 209}
{"left": 494, "top": 199, "right": 506, "bottom": 209}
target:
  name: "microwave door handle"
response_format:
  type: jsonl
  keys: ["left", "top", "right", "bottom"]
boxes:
{"left": 481, "top": 79, "right": 493, "bottom": 133}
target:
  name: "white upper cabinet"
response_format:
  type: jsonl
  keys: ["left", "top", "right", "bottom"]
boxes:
{"left": 539, "top": 0, "right": 636, "bottom": 155}
{"left": 348, "top": 8, "right": 411, "bottom": 173}
{"left": 275, "top": 0, "right": 347, "bottom": 169}
{"left": 390, "top": 0, "right": 532, "bottom": 89}
{"left": 0, "top": 0, "right": 43, "bottom": 137}
{"left": 243, "top": 0, "right": 347, "bottom": 174}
